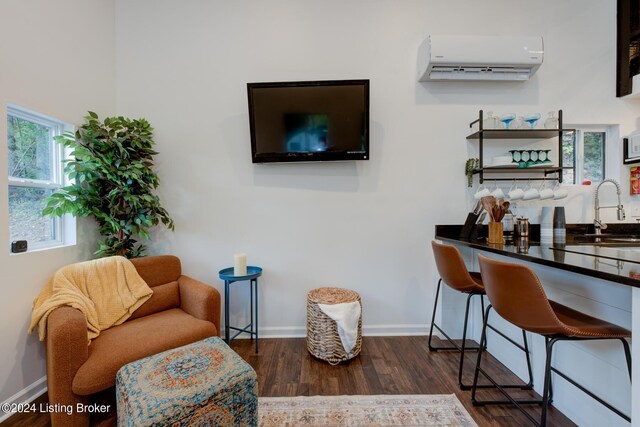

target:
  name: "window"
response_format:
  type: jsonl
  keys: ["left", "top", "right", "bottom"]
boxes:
{"left": 562, "top": 128, "right": 606, "bottom": 184}
{"left": 7, "top": 106, "right": 68, "bottom": 250}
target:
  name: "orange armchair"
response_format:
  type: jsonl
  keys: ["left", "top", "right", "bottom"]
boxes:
{"left": 45, "top": 255, "right": 220, "bottom": 426}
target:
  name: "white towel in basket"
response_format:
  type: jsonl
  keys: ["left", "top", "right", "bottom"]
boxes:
{"left": 318, "top": 301, "right": 361, "bottom": 354}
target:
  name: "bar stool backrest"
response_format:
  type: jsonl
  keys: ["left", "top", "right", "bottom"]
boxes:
{"left": 478, "top": 254, "right": 565, "bottom": 335}
{"left": 432, "top": 241, "right": 483, "bottom": 293}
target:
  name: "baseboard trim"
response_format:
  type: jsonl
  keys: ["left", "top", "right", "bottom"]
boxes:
{"left": 228, "top": 324, "right": 430, "bottom": 339}
{"left": 0, "top": 376, "right": 47, "bottom": 423}
{"left": 363, "top": 324, "right": 430, "bottom": 336}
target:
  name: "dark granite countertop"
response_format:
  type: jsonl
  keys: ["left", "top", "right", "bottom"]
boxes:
{"left": 435, "top": 224, "right": 640, "bottom": 288}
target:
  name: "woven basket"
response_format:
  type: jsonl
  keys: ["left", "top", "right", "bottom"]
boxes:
{"left": 306, "top": 287, "right": 362, "bottom": 365}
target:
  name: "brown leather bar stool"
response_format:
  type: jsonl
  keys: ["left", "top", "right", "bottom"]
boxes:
{"left": 475, "top": 255, "right": 632, "bottom": 426}
{"left": 430, "top": 241, "right": 534, "bottom": 390}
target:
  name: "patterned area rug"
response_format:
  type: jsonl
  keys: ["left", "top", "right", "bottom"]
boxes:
{"left": 258, "top": 394, "right": 478, "bottom": 426}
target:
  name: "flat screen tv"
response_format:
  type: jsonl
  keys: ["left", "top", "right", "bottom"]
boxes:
{"left": 247, "top": 79, "right": 369, "bottom": 163}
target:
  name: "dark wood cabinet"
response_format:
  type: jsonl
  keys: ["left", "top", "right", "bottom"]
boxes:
{"left": 617, "top": 0, "right": 640, "bottom": 97}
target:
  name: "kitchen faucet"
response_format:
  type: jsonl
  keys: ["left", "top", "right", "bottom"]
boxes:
{"left": 594, "top": 179, "right": 625, "bottom": 235}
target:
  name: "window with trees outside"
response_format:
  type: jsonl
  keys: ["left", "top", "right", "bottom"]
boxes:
{"left": 7, "top": 106, "right": 70, "bottom": 251}
{"left": 562, "top": 128, "right": 606, "bottom": 185}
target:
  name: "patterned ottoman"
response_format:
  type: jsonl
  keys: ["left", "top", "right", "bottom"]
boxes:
{"left": 116, "top": 337, "right": 257, "bottom": 427}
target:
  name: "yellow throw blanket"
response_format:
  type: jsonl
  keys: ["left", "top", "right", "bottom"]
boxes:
{"left": 29, "top": 256, "right": 153, "bottom": 343}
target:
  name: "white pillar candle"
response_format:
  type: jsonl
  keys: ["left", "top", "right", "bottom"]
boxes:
{"left": 234, "top": 253, "right": 247, "bottom": 276}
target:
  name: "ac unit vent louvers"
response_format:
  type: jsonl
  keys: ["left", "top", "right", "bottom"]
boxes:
{"left": 418, "top": 35, "right": 543, "bottom": 82}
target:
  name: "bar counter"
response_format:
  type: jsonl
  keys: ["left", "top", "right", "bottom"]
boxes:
{"left": 435, "top": 223, "right": 639, "bottom": 426}
{"left": 435, "top": 224, "right": 640, "bottom": 288}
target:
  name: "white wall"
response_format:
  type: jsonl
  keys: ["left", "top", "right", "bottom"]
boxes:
{"left": 0, "top": 0, "right": 114, "bottom": 406}
{"left": 115, "top": 0, "right": 640, "bottom": 338}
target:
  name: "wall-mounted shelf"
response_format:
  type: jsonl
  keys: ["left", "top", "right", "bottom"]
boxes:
{"left": 467, "top": 110, "right": 575, "bottom": 183}
{"left": 467, "top": 129, "right": 575, "bottom": 140}
{"left": 473, "top": 166, "right": 574, "bottom": 181}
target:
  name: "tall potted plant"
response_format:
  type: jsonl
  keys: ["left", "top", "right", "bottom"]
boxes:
{"left": 43, "top": 112, "right": 174, "bottom": 258}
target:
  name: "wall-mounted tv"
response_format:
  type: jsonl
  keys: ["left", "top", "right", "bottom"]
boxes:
{"left": 247, "top": 79, "right": 369, "bottom": 163}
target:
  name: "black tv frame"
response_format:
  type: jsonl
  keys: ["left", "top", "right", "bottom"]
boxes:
{"left": 247, "top": 79, "right": 370, "bottom": 164}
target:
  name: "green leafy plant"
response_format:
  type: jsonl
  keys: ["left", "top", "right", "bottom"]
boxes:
{"left": 465, "top": 158, "right": 479, "bottom": 187}
{"left": 43, "top": 112, "right": 174, "bottom": 258}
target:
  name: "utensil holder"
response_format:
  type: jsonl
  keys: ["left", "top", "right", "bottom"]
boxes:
{"left": 488, "top": 221, "right": 504, "bottom": 244}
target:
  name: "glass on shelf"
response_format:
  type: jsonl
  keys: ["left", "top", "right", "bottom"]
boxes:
{"left": 541, "top": 149, "right": 552, "bottom": 164}
{"left": 483, "top": 111, "right": 499, "bottom": 129}
{"left": 509, "top": 150, "right": 521, "bottom": 165}
{"left": 499, "top": 113, "right": 516, "bottom": 129}
{"left": 518, "top": 150, "right": 529, "bottom": 168}
{"left": 524, "top": 113, "right": 541, "bottom": 129}
{"left": 544, "top": 112, "right": 559, "bottom": 129}
{"left": 530, "top": 150, "right": 540, "bottom": 165}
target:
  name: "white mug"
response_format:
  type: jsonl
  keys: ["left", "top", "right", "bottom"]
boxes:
{"left": 523, "top": 187, "right": 540, "bottom": 200}
{"left": 539, "top": 187, "right": 554, "bottom": 200}
{"left": 553, "top": 184, "right": 568, "bottom": 200}
{"left": 508, "top": 182, "right": 524, "bottom": 200}
{"left": 474, "top": 185, "right": 491, "bottom": 200}
{"left": 491, "top": 187, "right": 505, "bottom": 199}
{"left": 508, "top": 188, "right": 524, "bottom": 200}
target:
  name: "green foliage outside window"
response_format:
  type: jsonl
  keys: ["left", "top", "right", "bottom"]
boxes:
{"left": 561, "top": 130, "right": 604, "bottom": 184}
{"left": 583, "top": 132, "right": 604, "bottom": 182}
{"left": 43, "top": 112, "right": 174, "bottom": 258}
{"left": 8, "top": 115, "right": 52, "bottom": 180}
{"left": 9, "top": 187, "right": 54, "bottom": 243}
{"left": 562, "top": 132, "right": 575, "bottom": 184}
{"left": 8, "top": 114, "right": 57, "bottom": 244}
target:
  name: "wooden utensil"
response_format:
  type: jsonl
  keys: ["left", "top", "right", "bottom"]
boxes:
{"left": 495, "top": 204, "right": 506, "bottom": 222}
{"left": 480, "top": 196, "right": 495, "bottom": 222}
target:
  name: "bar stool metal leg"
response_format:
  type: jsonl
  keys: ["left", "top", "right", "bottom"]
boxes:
{"left": 427, "top": 279, "right": 441, "bottom": 351}
{"left": 544, "top": 336, "right": 554, "bottom": 405}
{"left": 540, "top": 337, "right": 557, "bottom": 427}
{"left": 429, "top": 279, "right": 532, "bottom": 390}
{"left": 457, "top": 291, "right": 475, "bottom": 389}
{"left": 471, "top": 305, "right": 542, "bottom": 420}
{"left": 428, "top": 279, "right": 484, "bottom": 389}
{"left": 480, "top": 294, "right": 487, "bottom": 351}
{"left": 521, "top": 329, "right": 534, "bottom": 389}
{"left": 545, "top": 337, "right": 631, "bottom": 424}
{"left": 475, "top": 312, "right": 632, "bottom": 426}
{"left": 429, "top": 279, "right": 482, "bottom": 352}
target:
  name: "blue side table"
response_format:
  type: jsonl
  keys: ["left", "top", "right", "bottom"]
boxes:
{"left": 219, "top": 266, "right": 262, "bottom": 353}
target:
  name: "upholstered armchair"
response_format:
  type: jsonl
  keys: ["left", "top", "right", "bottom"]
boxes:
{"left": 45, "top": 255, "right": 221, "bottom": 427}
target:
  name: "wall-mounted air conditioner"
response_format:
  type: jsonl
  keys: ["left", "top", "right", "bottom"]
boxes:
{"left": 418, "top": 35, "right": 544, "bottom": 82}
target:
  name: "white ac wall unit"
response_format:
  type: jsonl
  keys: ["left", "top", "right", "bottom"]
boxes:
{"left": 418, "top": 35, "right": 544, "bottom": 82}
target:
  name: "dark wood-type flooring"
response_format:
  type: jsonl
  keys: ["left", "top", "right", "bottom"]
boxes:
{"left": 2, "top": 336, "right": 575, "bottom": 426}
